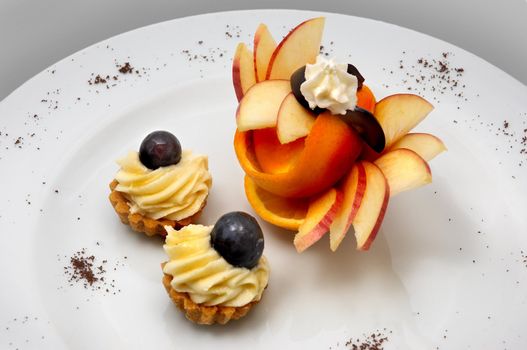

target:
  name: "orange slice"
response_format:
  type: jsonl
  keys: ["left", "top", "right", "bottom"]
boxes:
{"left": 244, "top": 176, "right": 308, "bottom": 230}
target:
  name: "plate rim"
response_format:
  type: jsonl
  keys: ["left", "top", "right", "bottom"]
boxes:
{"left": 2, "top": 8, "right": 526, "bottom": 105}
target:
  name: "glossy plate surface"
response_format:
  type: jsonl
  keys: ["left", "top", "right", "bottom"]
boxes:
{"left": 0, "top": 10, "right": 526, "bottom": 350}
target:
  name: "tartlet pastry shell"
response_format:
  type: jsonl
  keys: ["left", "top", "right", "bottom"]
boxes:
{"left": 109, "top": 180, "right": 205, "bottom": 236}
{"left": 162, "top": 267, "right": 260, "bottom": 325}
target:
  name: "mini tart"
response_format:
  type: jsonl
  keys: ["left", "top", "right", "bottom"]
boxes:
{"left": 161, "top": 265, "right": 261, "bottom": 325}
{"left": 109, "top": 180, "right": 206, "bottom": 237}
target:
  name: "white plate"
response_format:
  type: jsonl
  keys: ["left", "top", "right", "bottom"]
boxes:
{"left": 1, "top": 9, "right": 526, "bottom": 350}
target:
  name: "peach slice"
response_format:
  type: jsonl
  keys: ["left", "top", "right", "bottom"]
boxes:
{"left": 236, "top": 80, "right": 291, "bottom": 131}
{"left": 276, "top": 93, "right": 316, "bottom": 144}
{"left": 266, "top": 17, "right": 325, "bottom": 80}
{"left": 388, "top": 133, "right": 447, "bottom": 161}
{"left": 374, "top": 148, "right": 432, "bottom": 196}
{"left": 253, "top": 24, "right": 277, "bottom": 82}
{"left": 232, "top": 43, "right": 257, "bottom": 102}
{"left": 294, "top": 188, "right": 343, "bottom": 252}
{"left": 329, "top": 163, "right": 367, "bottom": 251}
{"left": 252, "top": 127, "right": 305, "bottom": 174}
{"left": 234, "top": 112, "right": 363, "bottom": 198}
{"left": 352, "top": 161, "right": 390, "bottom": 251}
{"left": 356, "top": 85, "right": 377, "bottom": 113}
{"left": 374, "top": 94, "right": 434, "bottom": 147}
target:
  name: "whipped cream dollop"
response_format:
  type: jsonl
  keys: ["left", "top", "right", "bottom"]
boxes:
{"left": 300, "top": 56, "right": 358, "bottom": 115}
{"left": 114, "top": 150, "right": 211, "bottom": 221}
{"left": 163, "top": 225, "right": 269, "bottom": 307}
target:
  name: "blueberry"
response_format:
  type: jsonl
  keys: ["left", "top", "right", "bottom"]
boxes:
{"left": 139, "top": 131, "right": 182, "bottom": 170}
{"left": 210, "top": 212, "right": 264, "bottom": 269}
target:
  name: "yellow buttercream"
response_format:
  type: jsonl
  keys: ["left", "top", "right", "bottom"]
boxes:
{"left": 163, "top": 225, "right": 269, "bottom": 307}
{"left": 114, "top": 150, "right": 211, "bottom": 221}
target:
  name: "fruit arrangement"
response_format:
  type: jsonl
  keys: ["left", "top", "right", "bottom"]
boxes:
{"left": 232, "top": 18, "right": 446, "bottom": 252}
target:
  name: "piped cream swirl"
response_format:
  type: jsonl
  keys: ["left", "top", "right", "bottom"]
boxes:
{"left": 114, "top": 150, "right": 211, "bottom": 221}
{"left": 163, "top": 225, "right": 269, "bottom": 307}
{"left": 300, "top": 56, "right": 358, "bottom": 115}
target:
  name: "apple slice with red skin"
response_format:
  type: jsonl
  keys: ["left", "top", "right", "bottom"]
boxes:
{"left": 352, "top": 161, "right": 390, "bottom": 251}
{"left": 374, "top": 148, "right": 432, "bottom": 196}
{"left": 329, "top": 163, "right": 367, "bottom": 251}
{"left": 253, "top": 24, "right": 277, "bottom": 82}
{"left": 266, "top": 17, "right": 325, "bottom": 80}
{"left": 374, "top": 94, "right": 434, "bottom": 147}
{"left": 236, "top": 80, "right": 291, "bottom": 131}
{"left": 388, "top": 133, "right": 446, "bottom": 161}
{"left": 276, "top": 92, "right": 316, "bottom": 144}
{"left": 232, "top": 43, "right": 257, "bottom": 102}
{"left": 294, "top": 187, "right": 343, "bottom": 253}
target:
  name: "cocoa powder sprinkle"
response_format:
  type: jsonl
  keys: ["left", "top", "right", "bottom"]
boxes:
{"left": 117, "top": 62, "right": 134, "bottom": 74}
{"left": 59, "top": 246, "right": 126, "bottom": 295}
{"left": 64, "top": 249, "right": 105, "bottom": 288}
{"left": 386, "top": 51, "right": 466, "bottom": 105}
{"left": 332, "top": 329, "right": 391, "bottom": 350}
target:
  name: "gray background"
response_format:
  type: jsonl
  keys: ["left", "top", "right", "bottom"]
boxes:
{"left": 1, "top": 0, "right": 526, "bottom": 100}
